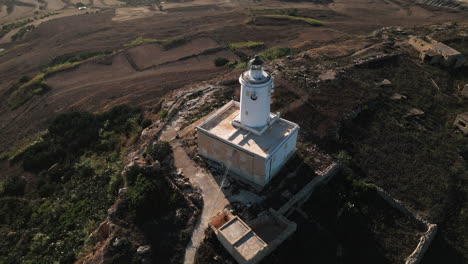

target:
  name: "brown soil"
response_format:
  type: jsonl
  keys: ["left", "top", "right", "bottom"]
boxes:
{"left": 0, "top": 0, "right": 467, "bottom": 155}
{"left": 127, "top": 37, "right": 221, "bottom": 70}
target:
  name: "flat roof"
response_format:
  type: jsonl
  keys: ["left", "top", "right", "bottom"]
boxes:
{"left": 219, "top": 217, "right": 250, "bottom": 243}
{"left": 234, "top": 231, "right": 267, "bottom": 261}
{"left": 197, "top": 101, "right": 298, "bottom": 158}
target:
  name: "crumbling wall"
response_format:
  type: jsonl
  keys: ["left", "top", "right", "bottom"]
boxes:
{"left": 408, "top": 36, "right": 465, "bottom": 68}
{"left": 374, "top": 186, "right": 437, "bottom": 264}
{"left": 278, "top": 162, "right": 341, "bottom": 216}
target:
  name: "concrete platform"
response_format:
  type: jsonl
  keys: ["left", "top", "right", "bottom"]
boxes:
{"left": 198, "top": 101, "right": 298, "bottom": 159}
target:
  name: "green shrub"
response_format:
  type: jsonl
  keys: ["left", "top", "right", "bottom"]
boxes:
{"left": 214, "top": 57, "right": 229, "bottom": 67}
{"left": 30, "top": 233, "right": 50, "bottom": 253}
{"left": 141, "top": 118, "right": 152, "bottom": 129}
{"left": 7, "top": 74, "right": 50, "bottom": 109}
{"left": 11, "top": 25, "right": 35, "bottom": 41}
{"left": 228, "top": 41, "right": 264, "bottom": 50}
{"left": 160, "top": 109, "right": 168, "bottom": 120}
{"left": 0, "top": 176, "right": 26, "bottom": 197}
{"left": 144, "top": 141, "right": 171, "bottom": 162}
{"left": 336, "top": 150, "right": 352, "bottom": 166}
{"left": 0, "top": 105, "right": 146, "bottom": 263}
{"left": 126, "top": 164, "right": 142, "bottom": 185}
{"left": 0, "top": 18, "right": 33, "bottom": 38}
{"left": 48, "top": 51, "right": 112, "bottom": 69}
{"left": 19, "top": 75, "right": 30, "bottom": 83}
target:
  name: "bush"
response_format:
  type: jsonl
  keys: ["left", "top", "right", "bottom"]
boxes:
{"left": 141, "top": 118, "right": 152, "bottom": 129}
{"left": 144, "top": 141, "right": 171, "bottom": 162}
{"left": 19, "top": 75, "right": 30, "bottom": 83}
{"left": 0, "top": 176, "right": 27, "bottom": 197}
{"left": 336, "top": 150, "right": 352, "bottom": 166}
{"left": 126, "top": 164, "right": 142, "bottom": 185}
{"left": 214, "top": 57, "right": 229, "bottom": 67}
{"left": 160, "top": 109, "right": 168, "bottom": 120}
{"left": 11, "top": 25, "right": 35, "bottom": 41}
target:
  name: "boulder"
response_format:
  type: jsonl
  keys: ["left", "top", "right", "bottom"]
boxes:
{"left": 137, "top": 245, "right": 151, "bottom": 255}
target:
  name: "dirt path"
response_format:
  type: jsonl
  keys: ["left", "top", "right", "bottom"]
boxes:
{"left": 171, "top": 140, "right": 229, "bottom": 264}
{"left": 158, "top": 88, "right": 230, "bottom": 264}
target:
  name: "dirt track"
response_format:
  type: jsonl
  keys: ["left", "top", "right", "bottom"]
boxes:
{"left": 0, "top": 0, "right": 467, "bottom": 153}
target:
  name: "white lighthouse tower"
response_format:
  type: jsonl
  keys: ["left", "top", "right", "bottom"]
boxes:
{"left": 196, "top": 55, "right": 299, "bottom": 189}
{"left": 232, "top": 56, "right": 279, "bottom": 135}
{"left": 239, "top": 56, "right": 274, "bottom": 128}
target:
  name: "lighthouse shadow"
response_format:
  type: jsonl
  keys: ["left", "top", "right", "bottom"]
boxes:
{"left": 203, "top": 153, "right": 314, "bottom": 214}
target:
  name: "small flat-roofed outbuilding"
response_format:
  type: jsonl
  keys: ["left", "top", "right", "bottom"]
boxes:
{"left": 210, "top": 210, "right": 296, "bottom": 264}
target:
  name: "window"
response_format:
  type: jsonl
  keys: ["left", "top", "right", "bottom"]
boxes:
{"left": 459, "top": 121, "right": 467, "bottom": 127}
{"left": 250, "top": 93, "right": 257, "bottom": 101}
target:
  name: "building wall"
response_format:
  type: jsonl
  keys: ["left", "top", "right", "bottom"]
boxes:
{"left": 269, "top": 128, "right": 298, "bottom": 179}
{"left": 198, "top": 130, "right": 267, "bottom": 186}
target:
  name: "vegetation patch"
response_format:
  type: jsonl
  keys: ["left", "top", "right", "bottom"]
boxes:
{"left": 0, "top": 43, "right": 28, "bottom": 57}
{"left": 38, "top": 11, "right": 58, "bottom": 19}
{"left": 6, "top": 73, "right": 50, "bottom": 110}
{"left": 245, "top": 8, "right": 300, "bottom": 16}
{"left": 228, "top": 41, "right": 265, "bottom": 50}
{"left": 11, "top": 24, "right": 34, "bottom": 41}
{"left": 125, "top": 162, "right": 196, "bottom": 263}
{"left": 143, "top": 141, "right": 171, "bottom": 162}
{"left": 125, "top": 36, "right": 187, "bottom": 50}
{"left": 259, "top": 15, "right": 324, "bottom": 26}
{"left": 0, "top": 105, "right": 147, "bottom": 263}
{"left": 6, "top": 51, "right": 111, "bottom": 109}
{"left": 259, "top": 47, "right": 295, "bottom": 61}
{"left": 0, "top": 130, "right": 48, "bottom": 162}
{"left": 47, "top": 50, "right": 113, "bottom": 69}
{"left": 0, "top": 18, "right": 32, "bottom": 39}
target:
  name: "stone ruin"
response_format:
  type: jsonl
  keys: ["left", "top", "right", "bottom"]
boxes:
{"left": 454, "top": 112, "right": 468, "bottom": 135}
{"left": 408, "top": 36, "right": 465, "bottom": 68}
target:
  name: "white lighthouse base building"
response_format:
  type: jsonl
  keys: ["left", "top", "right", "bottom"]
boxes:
{"left": 196, "top": 101, "right": 299, "bottom": 189}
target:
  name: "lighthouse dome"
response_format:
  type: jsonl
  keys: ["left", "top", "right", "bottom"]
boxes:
{"left": 241, "top": 56, "right": 271, "bottom": 85}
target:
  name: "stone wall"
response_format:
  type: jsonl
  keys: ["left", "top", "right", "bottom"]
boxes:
{"left": 374, "top": 186, "right": 437, "bottom": 264}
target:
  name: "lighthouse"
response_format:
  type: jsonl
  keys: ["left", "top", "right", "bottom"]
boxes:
{"left": 239, "top": 56, "right": 273, "bottom": 128}
{"left": 196, "top": 56, "right": 299, "bottom": 189}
